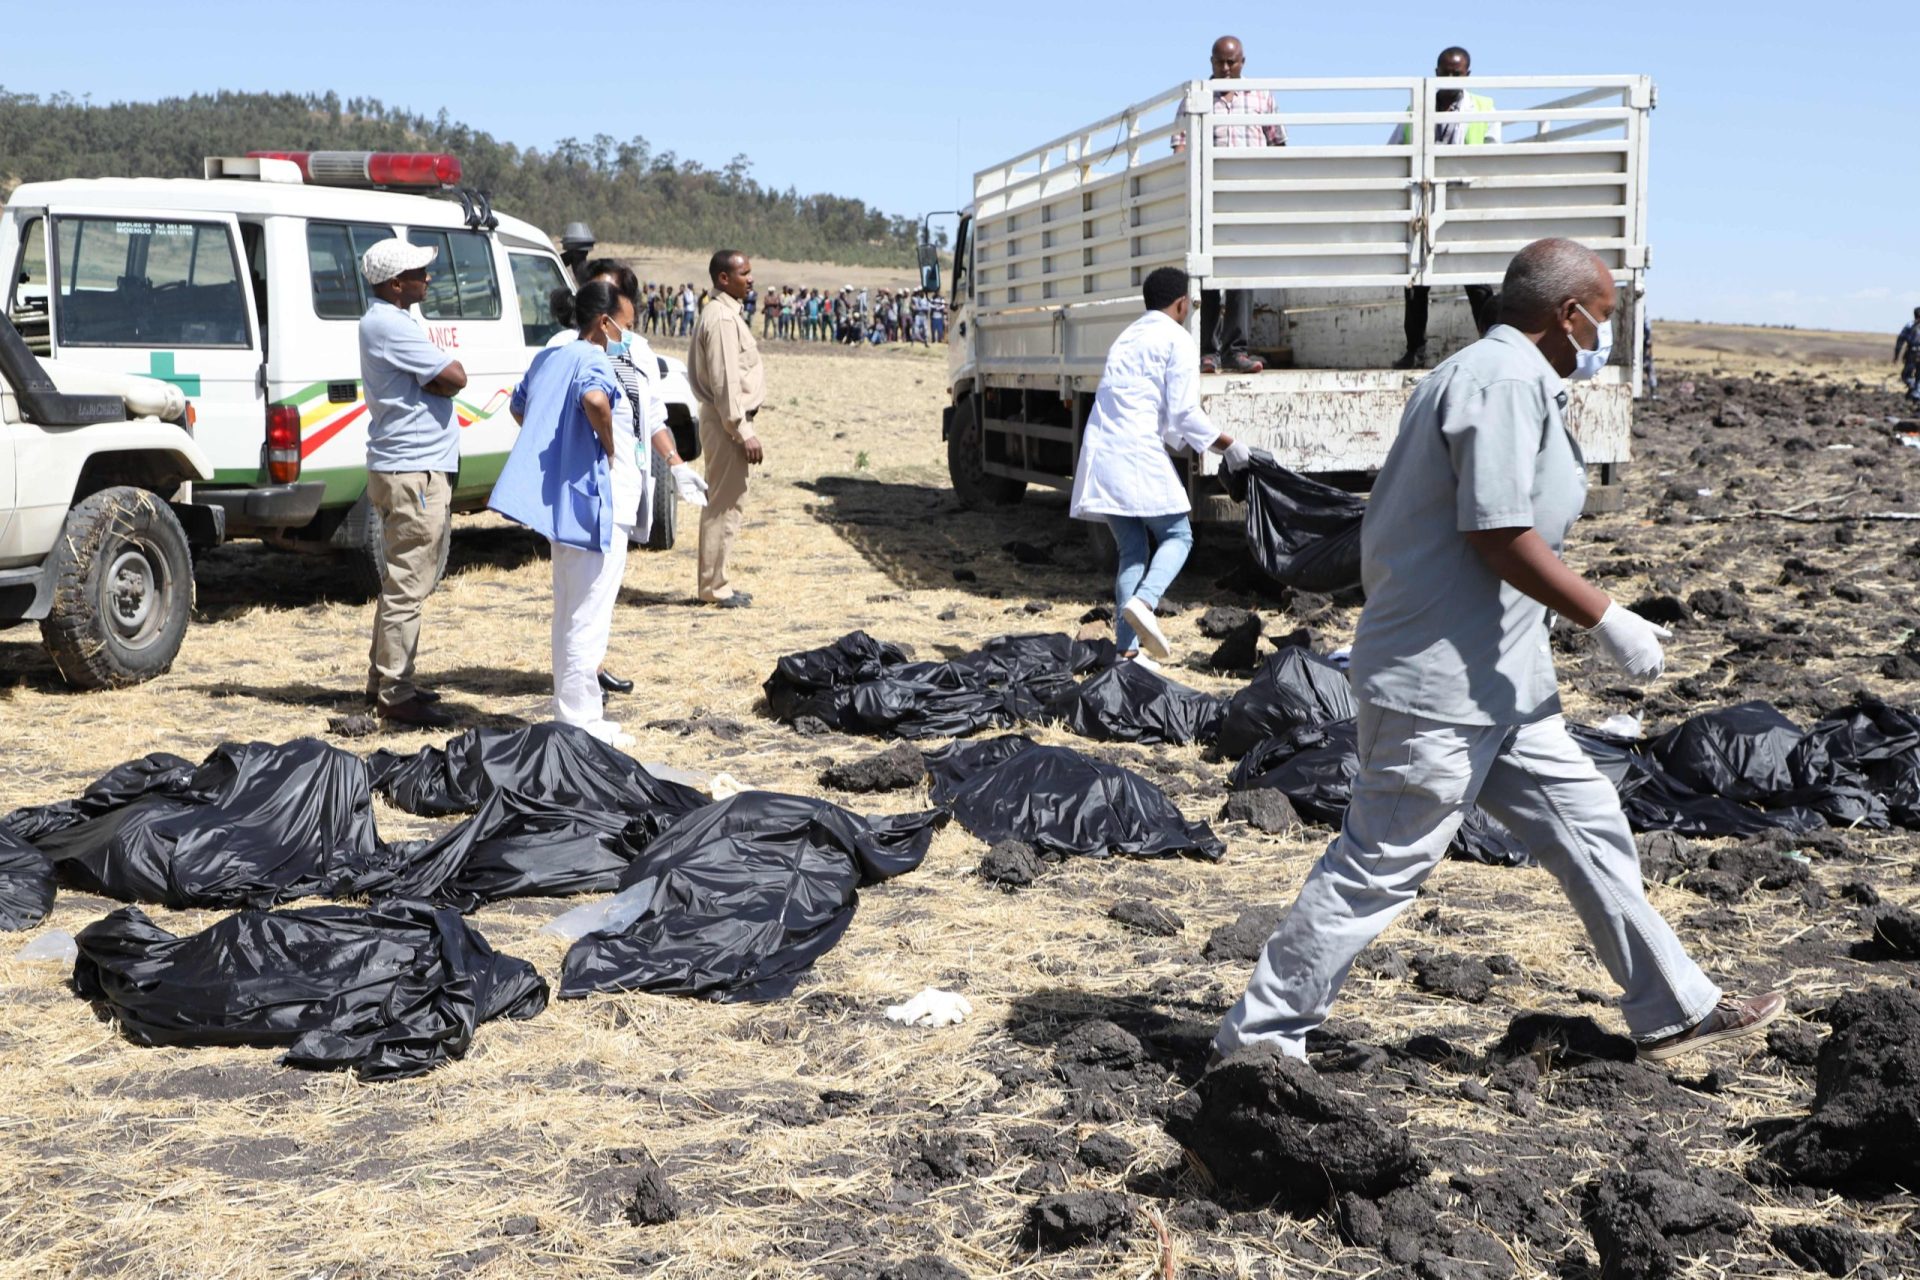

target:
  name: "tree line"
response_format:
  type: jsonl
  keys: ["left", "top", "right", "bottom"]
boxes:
{"left": 0, "top": 89, "right": 934, "bottom": 267}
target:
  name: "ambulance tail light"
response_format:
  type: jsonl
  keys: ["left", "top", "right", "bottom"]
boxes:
{"left": 244, "top": 151, "right": 462, "bottom": 188}
{"left": 266, "top": 405, "right": 302, "bottom": 484}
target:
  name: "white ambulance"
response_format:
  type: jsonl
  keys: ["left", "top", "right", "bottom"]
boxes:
{"left": 0, "top": 151, "right": 697, "bottom": 590}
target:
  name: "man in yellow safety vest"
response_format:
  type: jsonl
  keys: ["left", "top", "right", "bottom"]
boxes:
{"left": 1395, "top": 46, "right": 1500, "bottom": 368}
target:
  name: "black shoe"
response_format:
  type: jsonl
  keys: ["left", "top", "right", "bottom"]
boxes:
{"left": 712, "top": 592, "right": 754, "bottom": 609}
{"left": 599, "top": 670, "right": 634, "bottom": 695}
{"left": 1392, "top": 346, "right": 1429, "bottom": 371}
{"left": 414, "top": 687, "right": 443, "bottom": 704}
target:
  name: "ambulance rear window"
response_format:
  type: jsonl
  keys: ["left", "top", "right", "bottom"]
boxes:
{"left": 405, "top": 228, "right": 500, "bottom": 322}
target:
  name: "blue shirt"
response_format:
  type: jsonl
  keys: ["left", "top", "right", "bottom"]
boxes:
{"left": 357, "top": 300, "right": 458, "bottom": 473}
{"left": 491, "top": 341, "right": 622, "bottom": 553}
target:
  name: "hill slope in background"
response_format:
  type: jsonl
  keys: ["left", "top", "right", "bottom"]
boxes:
{"left": 0, "top": 88, "right": 928, "bottom": 267}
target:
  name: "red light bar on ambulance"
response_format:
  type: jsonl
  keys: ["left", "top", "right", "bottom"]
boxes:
{"left": 245, "top": 151, "right": 462, "bottom": 188}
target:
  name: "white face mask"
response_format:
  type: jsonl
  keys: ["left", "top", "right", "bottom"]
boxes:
{"left": 1568, "top": 302, "right": 1613, "bottom": 381}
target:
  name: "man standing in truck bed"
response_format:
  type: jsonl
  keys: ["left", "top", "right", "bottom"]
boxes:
{"left": 1174, "top": 35, "right": 1283, "bottom": 375}
{"left": 1394, "top": 46, "right": 1501, "bottom": 369}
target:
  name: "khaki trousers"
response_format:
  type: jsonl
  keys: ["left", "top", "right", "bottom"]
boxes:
{"left": 366, "top": 470, "right": 452, "bottom": 708}
{"left": 696, "top": 409, "right": 752, "bottom": 601}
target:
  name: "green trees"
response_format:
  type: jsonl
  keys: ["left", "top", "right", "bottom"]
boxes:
{"left": 0, "top": 89, "right": 929, "bottom": 267}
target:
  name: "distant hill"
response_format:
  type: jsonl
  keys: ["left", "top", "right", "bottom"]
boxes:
{"left": 0, "top": 88, "right": 930, "bottom": 267}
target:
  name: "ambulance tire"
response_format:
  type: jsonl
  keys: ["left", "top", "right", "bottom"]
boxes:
{"left": 41, "top": 487, "right": 194, "bottom": 690}
{"left": 337, "top": 492, "right": 451, "bottom": 598}
{"left": 645, "top": 450, "right": 676, "bottom": 551}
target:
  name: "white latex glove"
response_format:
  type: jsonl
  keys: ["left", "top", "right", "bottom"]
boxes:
{"left": 1585, "top": 602, "right": 1672, "bottom": 682}
{"left": 1220, "top": 439, "right": 1252, "bottom": 471}
{"left": 670, "top": 461, "right": 709, "bottom": 507}
{"left": 885, "top": 987, "right": 973, "bottom": 1028}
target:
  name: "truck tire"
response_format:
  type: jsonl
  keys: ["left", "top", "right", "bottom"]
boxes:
{"left": 947, "top": 395, "right": 1026, "bottom": 509}
{"left": 336, "top": 491, "right": 450, "bottom": 597}
{"left": 40, "top": 486, "right": 194, "bottom": 689}
{"left": 645, "top": 449, "right": 677, "bottom": 551}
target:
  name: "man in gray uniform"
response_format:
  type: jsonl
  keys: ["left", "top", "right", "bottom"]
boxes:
{"left": 1213, "top": 238, "right": 1784, "bottom": 1066}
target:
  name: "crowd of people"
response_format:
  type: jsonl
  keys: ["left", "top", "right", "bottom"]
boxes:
{"left": 630, "top": 280, "right": 945, "bottom": 346}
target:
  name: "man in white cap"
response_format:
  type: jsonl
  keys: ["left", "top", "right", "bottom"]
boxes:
{"left": 358, "top": 236, "right": 467, "bottom": 729}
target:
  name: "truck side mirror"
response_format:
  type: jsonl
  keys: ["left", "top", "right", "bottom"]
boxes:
{"left": 917, "top": 242, "right": 941, "bottom": 295}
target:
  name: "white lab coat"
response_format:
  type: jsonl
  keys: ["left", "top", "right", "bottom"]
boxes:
{"left": 1069, "top": 311, "right": 1220, "bottom": 519}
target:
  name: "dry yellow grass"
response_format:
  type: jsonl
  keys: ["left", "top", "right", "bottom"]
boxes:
{"left": 0, "top": 338, "right": 1913, "bottom": 1277}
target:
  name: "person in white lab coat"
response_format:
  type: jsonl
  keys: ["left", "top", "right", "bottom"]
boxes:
{"left": 1070, "top": 267, "right": 1250, "bottom": 664}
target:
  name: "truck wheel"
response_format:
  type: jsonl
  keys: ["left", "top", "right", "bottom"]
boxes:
{"left": 336, "top": 491, "right": 450, "bottom": 597}
{"left": 645, "top": 449, "right": 677, "bottom": 551}
{"left": 40, "top": 487, "right": 194, "bottom": 689}
{"left": 947, "top": 395, "right": 1026, "bottom": 509}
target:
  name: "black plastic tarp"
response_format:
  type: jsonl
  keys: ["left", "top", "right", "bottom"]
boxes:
{"left": 1221, "top": 452, "right": 1366, "bottom": 595}
{"left": 0, "top": 828, "right": 55, "bottom": 932}
{"left": 1217, "top": 647, "right": 1358, "bottom": 759}
{"left": 926, "top": 735, "right": 1225, "bottom": 861}
{"left": 368, "top": 723, "right": 708, "bottom": 819}
{"left": 1044, "top": 661, "right": 1226, "bottom": 746}
{"left": 73, "top": 900, "right": 548, "bottom": 1080}
{"left": 762, "top": 631, "right": 1112, "bottom": 739}
{"left": 6, "top": 739, "right": 430, "bottom": 910}
{"left": 1646, "top": 703, "right": 1887, "bottom": 831}
{"left": 559, "top": 792, "right": 946, "bottom": 1002}
{"left": 1570, "top": 723, "right": 1811, "bottom": 838}
{"left": 1794, "top": 698, "right": 1920, "bottom": 828}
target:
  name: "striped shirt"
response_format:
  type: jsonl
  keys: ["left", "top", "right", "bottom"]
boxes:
{"left": 1212, "top": 87, "right": 1288, "bottom": 149}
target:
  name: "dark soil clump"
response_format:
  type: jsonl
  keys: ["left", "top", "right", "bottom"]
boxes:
{"left": 1581, "top": 1169, "right": 1749, "bottom": 1280}
{"left": 1019, "top": 1191, "right": 1133, "bottom": 1251}
{"left": 1166, "top": 1045, "right": 1428, "bottom": 1208}
{"left": 1762, "top": 985, "right": 1920, "bottom": 1190}
{"left": 1109, "top": 899, "right": 1184, "bottom": 936}
{"left": 1867, "top": 905, "right": 1920, "bottom": 957}
{"left": 978, "top": 841, "right": 1041, "bottom": 888}
{"left": 575, "top": 1148, "right": 680, "bottom": 1227}
{"left": 1411, "top": 952, "right": 1494, "bottom": 1003}
{"left": 1219, "top": 788, "right": 1302, "bottom": 834}
{"left": 1203, "top": 904, "right": 1288, "bottom": 962}
{"left": 821, "top": 743, "right": 927, "bottom": 792}
{"left": 1770, "top": 1223, "right": 1871, "bottom": 1277}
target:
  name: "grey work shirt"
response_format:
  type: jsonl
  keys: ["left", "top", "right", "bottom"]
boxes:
{"left": 358, "top": 299, "right": 458, "bottom": 474}
{"left": 1348, "top": 325, "right": 1587, "bottom": 726}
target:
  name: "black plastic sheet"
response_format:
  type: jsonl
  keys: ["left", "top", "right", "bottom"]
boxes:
{"left": 926, "top": 736, "right": 1225, "bottom": 861}
{"left": 1217, "top": 647, "right": 1358, "bottom": 759}
{"left": 73, "top": 900, "right": 548, "bottom": 1080}
{"left": 369, "top": 722, "right": 708, "bottom": 818}
{"left": 1565, "top": 724, "right": 1800, "bottom": 838}
{"left": 559, "top": 792, "right": 946, "bottom": 1002}
{"left": 762, "top": 631, "right": 1111, "bottom": 739}
{"left": 0, "top": 828, "right": 55, "bottom": 932}
{"left": 8, "top": 739, "right": 427, "bottom": 910}
{"left": 1044, "top": 661, "right": 1226, "bottom": 746}
{"left": 1794, "top": 698, "right": 1920, "bottom": 828}
{"left": 1647, "top": 703, "right": 1887, "bottom": 831}
{"left": 1221, "top": 452, "right": 1366, "bottom": 594}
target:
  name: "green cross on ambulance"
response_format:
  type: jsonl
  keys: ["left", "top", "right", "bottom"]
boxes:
{"left": 0, "top": 151, "right": 697, "bottom": 591}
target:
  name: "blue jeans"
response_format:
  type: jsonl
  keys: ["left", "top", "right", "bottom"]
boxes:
{"left": 1106, "top": 512, "right": 1193, "bottom": 652}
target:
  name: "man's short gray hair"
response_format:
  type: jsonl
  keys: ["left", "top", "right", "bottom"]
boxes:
{"left": 1497, "top": 238, "right": 1608, "bottom": 328}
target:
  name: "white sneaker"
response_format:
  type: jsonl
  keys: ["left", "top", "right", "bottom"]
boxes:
{"left": 1126, "top": 651, "right": 1162, "bottom": 672}
{"left": 1121, "top": 597, "right": 1172, "bottom": 658}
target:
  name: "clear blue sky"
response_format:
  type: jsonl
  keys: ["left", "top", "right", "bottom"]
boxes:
{"left": 5, "top": 0, "right": 1909, "bottom": 333}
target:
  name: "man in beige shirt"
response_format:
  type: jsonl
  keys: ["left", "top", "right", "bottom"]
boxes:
{"left": 687, "top": 248, "right": 767, "bottom": 606}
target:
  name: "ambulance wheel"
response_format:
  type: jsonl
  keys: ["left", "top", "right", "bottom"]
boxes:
{"left": 41, "top": 487, "right": 194, "bottom": 689}
{"left": 645, "top": 450, "right": 677, "bottom": 551}
{"left": 336, "top": 491, "right": 450, "bottom": 598}
{"left": 947, "top": 395, "right": 1025, "bottom": 509}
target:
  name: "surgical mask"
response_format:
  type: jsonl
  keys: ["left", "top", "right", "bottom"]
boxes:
{"left": 1568, "top": 302, "right": 1613, "bottom": 381}
{"left": 604, "top": 323, "right": 631, "bottom": 360}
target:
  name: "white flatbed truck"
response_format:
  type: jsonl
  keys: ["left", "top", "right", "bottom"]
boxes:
{"left": 942, "top": 75, "right": 1654, "bottom": 518}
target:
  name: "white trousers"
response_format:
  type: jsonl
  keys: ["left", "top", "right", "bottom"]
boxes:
{"left": 549, "top": 526, "right": 631, "bottom": 743}
{"left": 1215, "top": 702, "right": 1722, "bottom": 1060}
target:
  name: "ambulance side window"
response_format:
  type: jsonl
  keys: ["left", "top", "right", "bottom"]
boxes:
{"left": 53, "top": 217, "right": 249, "bottom": 348}
{"left": 405, "top": 229, "right": 500, "bottom": 321}
{"left": 508, "top": 253, "right": 568, "bottom": 346}
{"left": 307, "top": 221, "right": 392, "bottom": 320}
{"left": 7, "top": 218, "right": 51, "bottom": 353}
